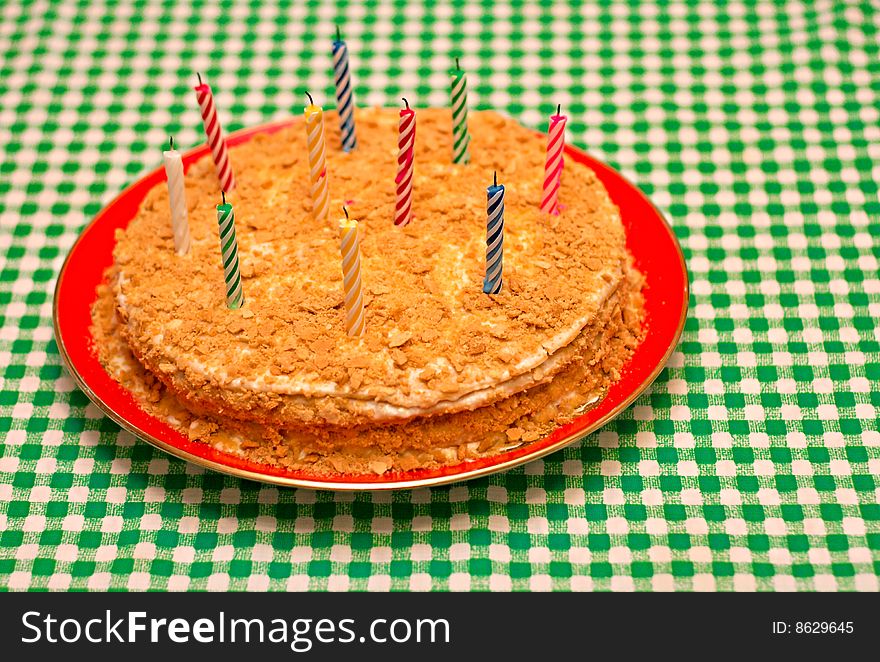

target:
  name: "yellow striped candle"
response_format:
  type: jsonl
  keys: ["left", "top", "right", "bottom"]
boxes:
{"left": 338, "top": 208, "right": 365, "bottom": 336}
{"left": 304, "top": 92, "right": 330, "bottom": 223}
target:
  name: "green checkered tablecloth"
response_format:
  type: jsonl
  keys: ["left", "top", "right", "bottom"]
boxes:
{"left": 1, "top": 0, "right": 878, "bottom": 592}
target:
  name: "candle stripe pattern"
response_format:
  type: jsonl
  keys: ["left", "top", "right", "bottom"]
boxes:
{"left": 332, "top": 40, "right": 358, "bottom": 152}
{"left": 394, "top": 110, "right": 416, "bottom": 226}
{"left": 163, "top": 150, "right": 191, "bottom": 255}
{"left": 216, "top": 203, "right": 244, "bottom": 309}
{"left": 305, "top": 106, "right": 330, "bottom": 222}
{"left": 195, "top": 84, "right": 235, "bottom": 192}
{"left": 450, "top": 72, "right": 471, "bottom": 164}
{"left": 483, "top": 184, "right": 505, "bottom": 294}
{"left": 540, "top": 115, "right": 567, "bottom": 214}
{"left": 339, "top": 219, "right": 365, "bottom": 336}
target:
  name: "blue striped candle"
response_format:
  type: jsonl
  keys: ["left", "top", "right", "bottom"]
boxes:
{"left": 483, "top": 172, "right": 504, "bottom": 294}
{"left": 332, "top": 27, "right": 358, "bottom": 152}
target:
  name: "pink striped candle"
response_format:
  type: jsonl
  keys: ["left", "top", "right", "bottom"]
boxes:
{"left": 539, "top": 104, "right": 567, "bottom": 215}
{"left": 394, "top": 97, "right": 416, "bottom": 227}
{"left": 194, "top": 73, "right": 235, "bottom": 192}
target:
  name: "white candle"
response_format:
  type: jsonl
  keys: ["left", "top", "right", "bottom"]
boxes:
{"left": 163, "top": 137, "right": 191, "bottom": 255}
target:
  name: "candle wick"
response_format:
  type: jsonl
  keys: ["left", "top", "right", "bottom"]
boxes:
{"left": 222, "top": 190, "right": 226, "bottom": 205}
{"left": 197, "top": 72, "right": 202, "bottom": 86}
{"left": 494, "top": 171, "right": 497, "bottom": 187}
{"left": 402, "top": 97, "right": 409, "bottom": 110}
{"left": 305, "top": 90, "right": 314, "bottom": 105}
{"left": 169, "top": 135, "right": 173, "bottom": 150}
{"left": 343, "top": 206, "right": 349, "bottom": 220}
{"left": 336, "top": 25, "right": 341, "bottom": 41}
{"left": 557, "top": 103, "right": 561, "bottom": 116}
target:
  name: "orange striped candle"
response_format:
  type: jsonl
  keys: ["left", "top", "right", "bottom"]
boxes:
{"left": 338, "top": 208, "right": 365, "bottom": 336}
{"left": 304, "top": 92, "right": 330, "bottom": 223}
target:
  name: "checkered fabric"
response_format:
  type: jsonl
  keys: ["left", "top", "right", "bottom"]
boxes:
{"left": 1, "top": 0, "right": 878, "bottom": 592}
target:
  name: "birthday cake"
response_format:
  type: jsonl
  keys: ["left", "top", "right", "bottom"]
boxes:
{"left": 91, "top": 107, "right": 645, "bottom": 476}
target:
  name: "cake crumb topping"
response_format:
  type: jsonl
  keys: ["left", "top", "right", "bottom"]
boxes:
{"left": 111, "top": 109, "right": 629, "bottom": 425}
{"left": 89, "top": 107, "right": 647, "bottom": 476}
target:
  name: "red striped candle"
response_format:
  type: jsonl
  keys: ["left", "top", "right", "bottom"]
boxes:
{"left": 394, "top": 97, "right": 416, "bottom": 227}
{"left": 194, "top": 74, "right": 235, "bottom": 192}
{"left": 540, "top": 104, "right": 567, "bottom": 215}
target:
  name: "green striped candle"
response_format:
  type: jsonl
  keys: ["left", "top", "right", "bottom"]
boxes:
{"left": 450, "top": 57, "right": 471, "bottom": 164}
{"left": 216, "top": 193, "right": 244, "bottom": 309}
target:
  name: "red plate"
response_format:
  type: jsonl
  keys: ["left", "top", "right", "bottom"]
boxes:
{"left": 53, "top": 118, "right": 688, "bottom": 490}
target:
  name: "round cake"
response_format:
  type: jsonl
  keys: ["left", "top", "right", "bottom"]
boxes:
{"left": 91, "top": 108, "right": 645, "bottom": 475}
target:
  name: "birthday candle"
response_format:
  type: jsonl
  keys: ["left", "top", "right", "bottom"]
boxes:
{"left": 338, "top": 208, "right": 365, "bottom": 336}
{"left": 483, "top": 171, "right": 504, "bottom": 294}
{"left": 194, "top": 73, "right": 236, "bottom": 192}
{"left": 304, "top": 92, "right": 330, "bottom": 223}
{"left": 394, "top": 97, "right": 416, "bottom": 227}
{"left": 162, "top": 136, "right": 191, "bottom": 255}
{"left": 449, "top": 57, "right": 471, "bottom": 164}
{"left": 332, "top": 27, "right": 358, "bottom": 152}
{"left": 216, "top": 193, "right": 244, "bottom": 310}
{"left": 539, "top": 104, "right": 567, "bottom": 215}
